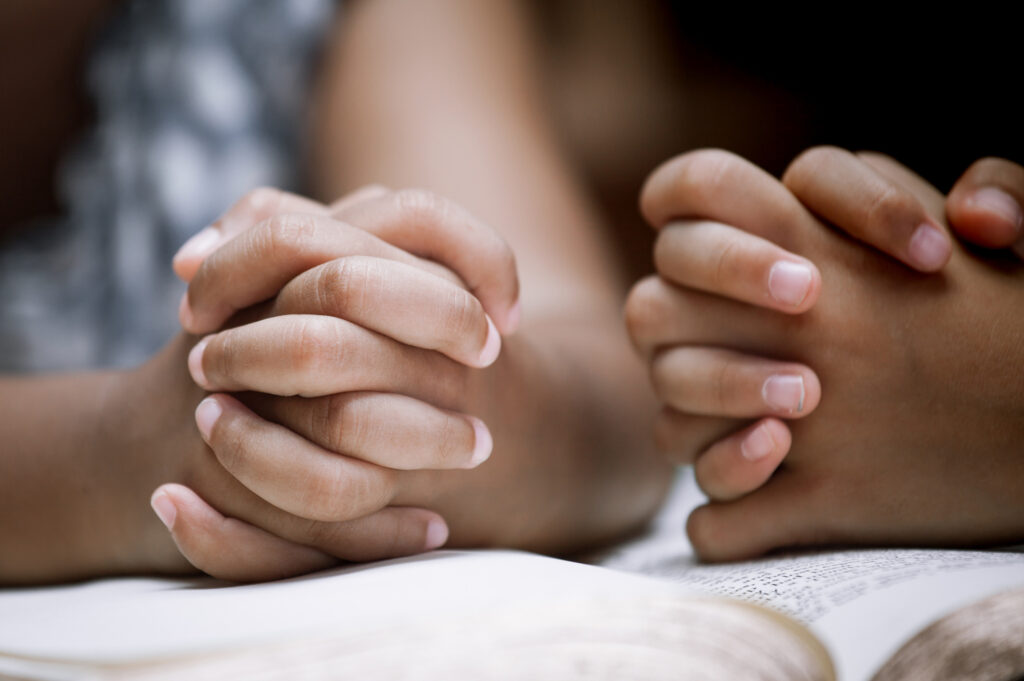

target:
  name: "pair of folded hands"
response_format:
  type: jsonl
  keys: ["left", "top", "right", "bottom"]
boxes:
{"left": 153, "top": 147, "right": 1024, "bottom": 580}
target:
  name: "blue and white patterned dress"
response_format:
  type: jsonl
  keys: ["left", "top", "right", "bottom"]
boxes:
{"left": 0, "top": 0, "right": 335, "bottom": 372}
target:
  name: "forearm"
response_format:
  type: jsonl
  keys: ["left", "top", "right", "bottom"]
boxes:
{"left": 312, "top": 0, "right": 671, "bottom": 550}
{"left": 312, "top": 0, "right": 623, "bottom": 317}
{"left": 0, "top": 337, "right": 196, "bottom": 583}
{"left": 0, "top": 371, "right": 124, "bottom": 582}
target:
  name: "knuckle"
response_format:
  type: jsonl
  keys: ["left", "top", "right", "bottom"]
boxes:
{"left": 782, "top": 145, "right": 843, "bottom": 189}
{"left": 310, "top": 470, "right": 357, "bottom": 521}
{"left": 710, "top": 238, "right": 742, "bottom": 291}
{"left": 307, "top": 466, "right": 395, "bottom": 523}
{"left": 205, "top": 332, "right": 233, "bottom": 384}
{"left": 963, "top": 156, "right": 1024, "bottom": 187}
{"left": 854, "top": 150, "right": 897, "bottom": 166}
{"left": 239, "top": 186, "right": 285, "bottom": 216}
{"left": 966, "top": 157, "right": 1004, "bottom": 176}
{"left": 863, "top": 182, "right": 914, "bottom": 235}
{"left": 382, "top": 517, "right": 415, "bottom": 559}
{"left": 332, "top": 394, "right": 375, "bottom": 455}
{"left": 711, "top": 360, "right": 741, "bottom": 413}
{"left": 441, "top": 288, "right": 483, "bottom": 350}
{"left": 206, "top": 413, "right": 244, "bottom": 470}
{"left": 316, "top": 257, "right": 370, "bottom": 314}
{"left": 432, "top": 415, "right": 464, "bottom": 466}
{"left": 260, "top": 213, "right": 319, "bottom": 260}
{"left": 364, "top": 512, "right": 411, "bottom": 561}
{"left": 313, "top": 394, "right": 357, "bottom": 453}
{"left": 395, "top": 189, "right": 517, "bottom": 295}
{"left": 296, "top": 517, "right": 334, "bottom": 548}
{"left": 397, "top": 188, "right": 515, "bottom": 282}
{"left": 394, "top": 188, "right": 447, "bottom": 226}
{"left": 678, "top": 149, "right": 739, "bottom": 205}
{"left": 641, "top": 149, "right": 736, "bottom": 223}
{"left": 288, "top": 317, "right": 340, "bottom": 378}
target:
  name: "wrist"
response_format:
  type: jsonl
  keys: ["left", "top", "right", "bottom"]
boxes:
{"left": 95, "top": 334, "right": 204, "bottom": 576}
{"left": 402, "top": 317, "right": 671, "bottom": 555}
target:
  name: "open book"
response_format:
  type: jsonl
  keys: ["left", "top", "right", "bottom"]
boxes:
{"left": 2, "top": 471, "right": 1022, "bottom": 681}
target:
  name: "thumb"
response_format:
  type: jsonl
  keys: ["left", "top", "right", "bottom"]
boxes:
{"left": 150, "top": 483, "right": 336, "bottom": 582}
{"left": 173, "top": 187, "right": 331, "bottom": 283}
{"left": 172, "top": 187, "right": 395, "bottom": 283}
{"left": 686, "top": 472, "right": 817, "bottom": 562}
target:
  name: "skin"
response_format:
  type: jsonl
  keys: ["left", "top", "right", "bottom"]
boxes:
{"left": 532, "top": 3, "right": 1024, "bottom": 525}
{"left": 0, "top": 0, "right": 676, "bottom": 585}
{"left": 629, "top": 148, "right": 1024, "bottom": 560}
{"left": 167, "top": 3, "right": 1024, "bottom": 570}
{"left": 3, "top": 0, "right": 1021, "bottom": 581}
{"left": 627, "top": 148, "right": 1024, "bottom": 515}
{"left": 151, "top": 0, "right": 689, "bottom": 580}
{"left": 944, "top": 158, "right": 1024, "bottom": 257}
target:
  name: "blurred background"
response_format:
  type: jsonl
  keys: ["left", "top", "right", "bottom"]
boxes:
{"left": 2, "top": 0, "right": 1018, "bottom": 372}
{"left": 0, "top": 0, "right": 333, "bottom": 371}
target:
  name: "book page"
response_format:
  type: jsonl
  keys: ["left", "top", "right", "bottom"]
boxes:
{"left": 4, "top": 468, "right": 1020, "bottom": 681}
{"left": 0, "top": 552, "right": 676, "bottom": 664}
{"left": 591, "top": 468, "right": 1024, "bottom": 681}
{"left": 0, "top": 551, "right": 832, "bottom": 681}
{"left": 872, "top": 587, "right": 1024, "bottom": 681}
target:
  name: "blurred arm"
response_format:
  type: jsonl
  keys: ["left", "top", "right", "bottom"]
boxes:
{"left": 309, "top": 0, "right": 671, "bottom": 553}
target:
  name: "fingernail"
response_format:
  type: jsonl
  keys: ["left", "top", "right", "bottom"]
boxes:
{"left": 188, "top": 337, "right": 211, "bottom": 389}
{"left": 907, "top": 223, "right": 951, "bottom": 271}
{"left": 504, "top": 300, "right": 521, "bottom": 335}
{"left": 173, "top": 227, "right": 219, "bottom": 266}
{"left": 968, "top": 187, "right": 1023, "bottom": 234}
{"left": 741, "top": 424, "right": 776, "bottom": 462}
{"left": 150, "top": 489, "right": 177, "bottom": 530}
{"left": 194, "top": 396, "right": 222, "bottom": 440}
{"left": 468, "top": 416, "right": 493, "bottom": 467}
{"left": 178, "top": 293, "right": 195, "bottom": 331}
{"left": 768, "top": 261, "right": 813, "bottom": 307}
{"left": 424, "top": 518, "right": 449, "bottom": 550}
{"left": 476, "top": 316, "right": 502, "bottom": 367}
{"left": 762, "top": 375, "right": 805, "bottom": 414}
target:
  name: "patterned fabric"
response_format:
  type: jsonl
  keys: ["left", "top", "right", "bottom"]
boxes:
{"left": 0, "top": 0, "right": 335, "bottom": 372}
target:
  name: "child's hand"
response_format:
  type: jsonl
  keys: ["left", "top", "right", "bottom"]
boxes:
{"left": 173, "top": 185, "right": 520, "bottom": 334}
{"left": 945, "top": 157, "right": 1024, "bottom": 258}
{"left": 670, "top": 150, "right": 1023, "bottom": 272}
{"left": 626, "top": 152, "right": 825, "bottom": 505}
{"left": 636, "top": 149, "right": 1024, "bottom": 560}
{"left": 152, "top": 187, "right": 520, "bottom": 581}
{"left": 780, "top": 149, "right": 1024, "bottom": 267}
